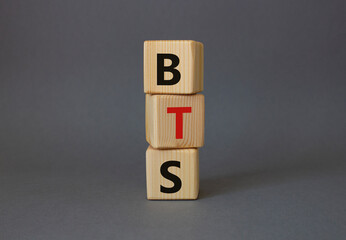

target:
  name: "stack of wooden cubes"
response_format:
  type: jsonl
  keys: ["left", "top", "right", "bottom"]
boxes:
{"left": 144, "top": 40, "right": 204, "bottom": 200}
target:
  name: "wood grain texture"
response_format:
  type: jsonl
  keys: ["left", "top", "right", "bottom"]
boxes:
{"left": 144, "top": 40, "right": 203, "bottom": 94}
{"left": 146, "top": 94, "right": 204, "bottom": 149}
{"left": 146, "top": 146, "right": 199, "bottom": 200}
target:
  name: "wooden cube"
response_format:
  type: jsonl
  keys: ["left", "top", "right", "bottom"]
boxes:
{"left": 144, "top": 40, "right": 203, "bottom": 94}
{"left": 146, "top": 146, "right": 199, "bottom": 200}
{"left": 146, "top": 94, "right": 204, "bottom": 149}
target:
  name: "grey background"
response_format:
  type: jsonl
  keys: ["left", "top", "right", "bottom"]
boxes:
{"left": 1, "top": 0, "right": 345, "bottom": 239}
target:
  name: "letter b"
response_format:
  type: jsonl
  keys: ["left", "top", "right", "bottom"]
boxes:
{"left": 157, "top": 54, "right": 181, "bottom": 85}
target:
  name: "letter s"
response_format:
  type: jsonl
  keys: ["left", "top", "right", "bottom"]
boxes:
{"left": 160, "top": 160, "right": 182, "bottom": 193}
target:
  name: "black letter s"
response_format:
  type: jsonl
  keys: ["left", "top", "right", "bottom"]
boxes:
{"left": 160, "top": 161, "right": 182, "bottom": 193}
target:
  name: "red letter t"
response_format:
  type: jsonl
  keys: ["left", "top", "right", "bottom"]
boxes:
{"left": 167, "top": 107, "right": 192, "bottom": 139}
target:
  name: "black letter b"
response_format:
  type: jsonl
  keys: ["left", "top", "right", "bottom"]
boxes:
{"left": 157, "top": 54, "right": 181, "bottom": 85}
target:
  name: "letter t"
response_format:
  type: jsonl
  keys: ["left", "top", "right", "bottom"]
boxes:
{"left": 167, "top": 107, "right": 192, "bottom": 139}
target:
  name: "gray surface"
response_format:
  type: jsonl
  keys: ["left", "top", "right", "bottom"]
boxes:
{"left": 1, "top": 0, "right": 346, "bottom": 239}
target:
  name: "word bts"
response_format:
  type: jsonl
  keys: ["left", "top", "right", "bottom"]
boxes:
{"left": 144, "top": 40, "right": 204, "bottom": 200}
